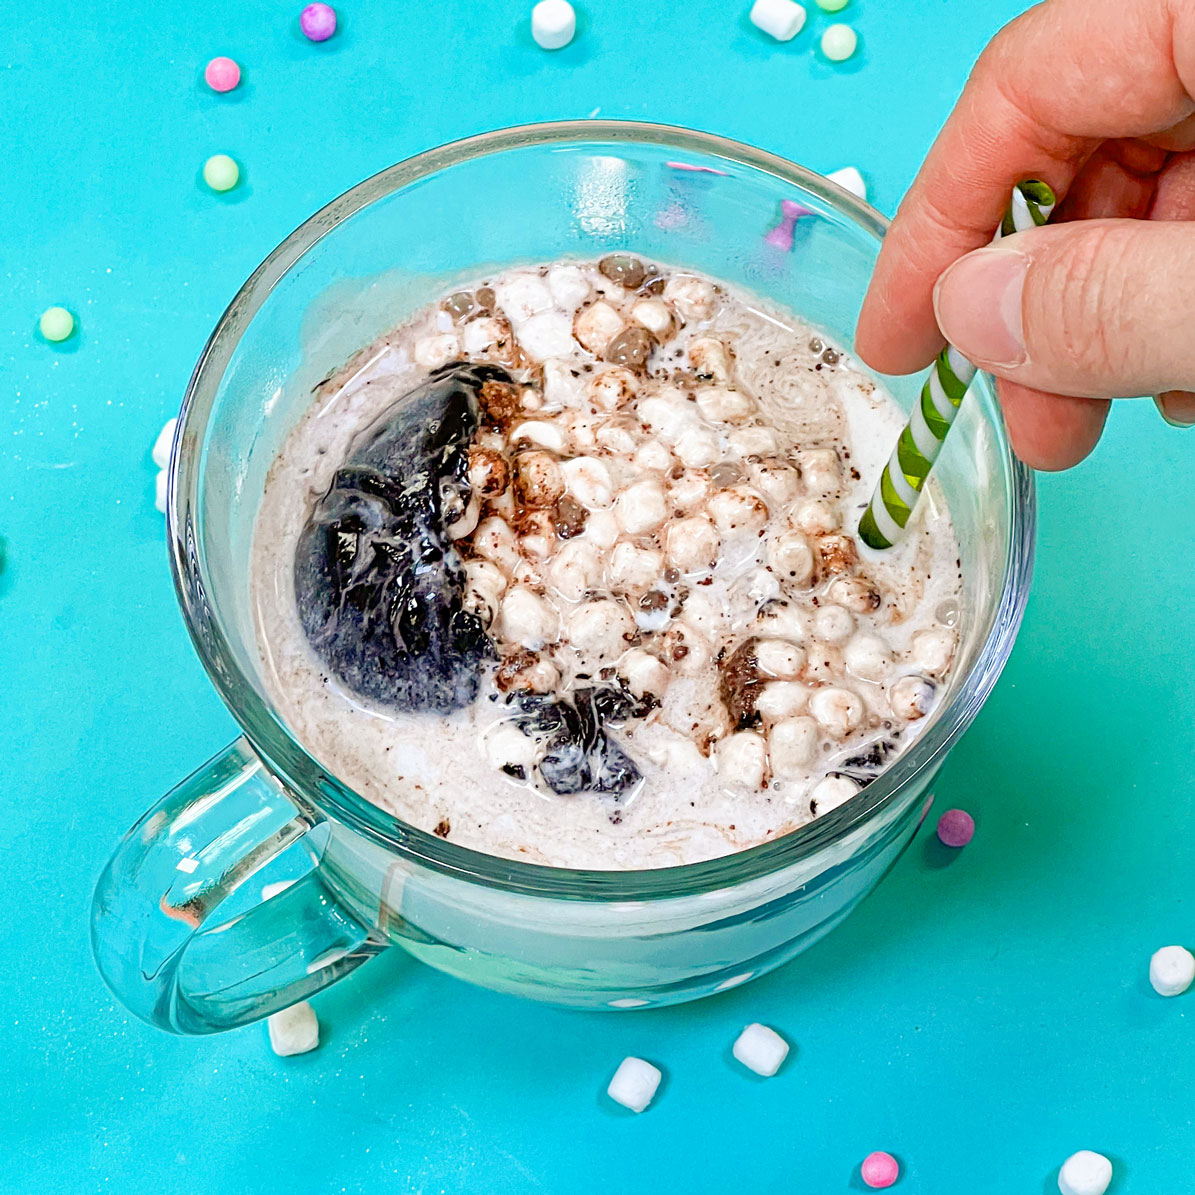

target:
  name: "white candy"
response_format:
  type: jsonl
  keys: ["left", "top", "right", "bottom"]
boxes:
{"left": 748, "top": 459, "right": 801, "bottom": 507}
{"left": 151, "top": 416, "right": 177, "bottom": 469}
{"left": 447, "top": 494, "right": 481, "bottom": 539}
{"left": 767, "top": 531, "right": 814, "bottom": 584}
{"left": 889, "top": 674, "right": 935, "bottom": 720}
{"left": 607, "top": 1057, "right": 661, "bottom": 1113}
{"left": 1057, "top": 1151, "right": 1113, "bottom": 1195}
{"left": 666, "top": 515, "right": 720, "bottom": 573}
{"left": 517, "top": 310, "right": 576, "bottom": 361}
{"left": 568, "top": 599, "right": 634, "bottom": 664}
{"left": 825, "top": 166, "right": 866, "bottom": 202}
{"left": 561, "top": 455, "right": 614, "bottom": 508}
{"left": 541, "top": 358, "right": 584, "bottom": 409}
{"left": 794, "top": 498, "right": 839, "bottom": 535}
{"left": 548, "top": 538, "right": 603, "bottom": 602}
{"left": 485, "top": 721, "right": 539, "bottom": 772}
{"left": 618, "top": 649, "right": 670, "bottom": 698}
{"left": 513, "top": 450, "right": 565, "bottom": 507}
{"left": 755, "top": 600, "right": 806, "bottom": 641}
{"left": 689, "top": 337, "right": 732, "bottom": 383}
{"left": 547, "top": 263, "right": 590, "bottom": 309}
{"left": 499, "top": 587, "right": 560, "bottom": 649}
{"left": 755, "top": 683, "right": 810, "bottom": 722}
{"left": 809, "top": 774, "right": 860, "bottom": 815}
{"left": 588, "top": 366, "right": 638, "bottom": 411}
{"left": 669, "top": 468, "right": 712, "bottom": 512}
{"left": 574, "top": 300, "right": 624, "bottom": 353}
{"left": 827, "top": 575, "right": 879, "bottom": 615}
{"left": 638, "top": 391, "right": 697, "bottom": 442}
{"left": 708, "top": 486, "right": 769, "bottom": 536}
{"left": 413, "top": 333, "right": 461, "bottom": 368}
{"left": 633, "top": 439, "right": 673, "bottom": 474}
{"left": 696, "top": 386, "right": 755, "bottom": 424}
{"left": 472, "top": 516, "right": 521, "bottom": 572}
{"left": 595, "top": 421, "right": 638, "bottom": 455}
{"left": 154, "top": 469, "right": 168, "bottom": 514}
{"left": 585, "top": 507, "right": 621, "bottom": 549}
{"left": 749, "top": 0, "right": 806, "bottom": 42}
{"left": 663, "top": 274, "right": 716, "bottom": 321}
{"left": 728, "top": 425, "right": 782, "bottom": 457}
{"left": 910, "top": 626, "right": 956, "bottom": 675}
{"left": 631, "top": 299, "right": 674, "bottom": 338}
{"left": 267, "top": 1001, "right": 320, "bottom": 1057}
{"left": 674, "top": 427, "right": 720, "bottom": 469}
{"left": 769, "top": 716, "right": 818, "bottom": 776}
{"left": 609, "top": 541, "right": 663, "bottom": 592}
{"left": 614, "top": 479, "right": 669, "bottom": 535}
{"left": 510, "top": 419, "right": 567, "bottom": 454}
{"left": 797, "top": 448, "right": 841, "bottom": 495}
{"left": 531, "top": 0, "right": 576, "bottom": 49}
{"left": 662, "top": 621, "right": 712, "bottom": 676}
{"left": 732, "top": 1023, "right": 790, "bottom": 1076}
{"left": 495, "top": 274, "right": 553, "bottom": 324}
{"left": 1149, "top": 945, "right": 1195, "bottom": 997}
{"left": 844, "top": 632, "right": 894, "bottom": 681}
{"left": 755, "top": 638, "right": 805, "bottom": 680}
{"left": 562, "top": 410, "right": 599, "bottom": 452}
{"left": 809, "top": 686, "right": 864, "bottom": 736}
{"left": 716, "top": 730, "right": 769, "bottom": 790}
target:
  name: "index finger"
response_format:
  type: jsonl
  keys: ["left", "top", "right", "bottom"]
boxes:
{"left": 855, "top": 0, "right": 1195, "bottom": 376}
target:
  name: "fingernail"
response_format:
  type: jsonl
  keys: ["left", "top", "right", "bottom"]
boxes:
{"left": 1155, "top": 391, "right": 1195, "bottom": 428}
{"left": 933, "top": 248, "right": 1029, "bottom": 367}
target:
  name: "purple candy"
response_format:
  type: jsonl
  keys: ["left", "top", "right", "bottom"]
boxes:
{"left": 780, "top": 198, "right": 813, "bottom": 220}
{"left": 936, "top": 808, "right": 975, "bottom": 848}
{"left": 300, "top": 2, "right": 337, "bottom": 41}
{"left": 764, "top": 217, "right": 796, "bottom": 251}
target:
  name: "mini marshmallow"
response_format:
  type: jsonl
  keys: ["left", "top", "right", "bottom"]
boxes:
{"left": 674, "top": 427, "right": 720, "bottom": 469}
{"left": 547, "top": 538, "right": 604, "bottom": 602}
{"left": 889, "top": 674, "right": 935, "bottom": 720}
{"left": 596, "top": 422, "right": 638, "bottom": 455}
{"left": 1149, "top": 945, "right": 1195, "bottom": 997}
{"left": 499, "top": 586, "right": 561, "bottom": 649}
{"left": 631, "top": 299, "right": 674, "bottom": 338}
{"left": 689, "top": 337, "right": 732, "bottom": 383}
{"left": 462, "top": 316, "right": 507, "bottom": 356}
{"left": 510, "top": 420, "right": 568, "bottom": 454}
{"left": 794, "top": 498, "right": 839, "bottom": 536}
{"left": 472, "top": 516, "right": 521, "bottom": 572}
{"left": 755, "top": 599, "right": 806, "bottom": 641}
{"left": 517, "top": 310, "right": 576, "bottom": 361}
{"left": 609, "top": 541, "right": 664, "bottom": 592}
{"left": 633, "top": 439, "right": 673, "bottom": 474}
{"left": 486, "top": 721, "right": 540, "bottom": 772}
{"left": 732, "top": 1022, "right": 790, "bottom": 1075}
{"left": 769, "top": 716, "right": 818, "bottom": 776}
{"left": 728, "top": 425, "right": 782, "bottom": 457}
{"left": 910, "top": 626, "right": 956, "bottom": 675}
{"left": 662, "top": 621, "right": 712, "bottom": 676}
{"left": 749, "top": 0, "right": 807, "bottom": 42}
{"left": 825, "top": 166, "right": 866, "bottom": 202}
{"left": 828, "top": 575, "right": 880, "bottom": 614}
{"left": 517, "top": 509, "right": 558, "bottom": 558}
{"left": 666, "top": 515, "right": 720, "bottom": 573}
{"left": 267, "top": 1001, "right": 320, "bottom": 1057}
{"left": 809, "top": 687, "right": 864, "bottom": 736}
{"left": 414, "top": 333, "right": 461, "bottom": 368}
{"left": 669, "top": 468, "right": 713, "bottom": 512}
{"left": 585, "top": 507, "right": 621, "bottom": 549}
{"left": 638, "top": 391, "right": 698, "bottom": 442}
{"left": 797, "top": 447, "right": 841, "bottom": 495}
{"left": 154, "top": 469, "right": 168, "bottom": 514}
{"left": 151, "top": 417, "right": 177, "bottom": 469}
{"left": 716, "top": 730, "right": 769, "bottom": 789}
{"left": 574, "top": 300, "right": 624, "bottom": 353}
{"left": 568, "top": 599, "right": 634, "bottom": 664}
{"left": 732, "top": 565, "right": 781, "bottom": 609}
{"left": 588, "top": 366, "right": 638, "bottom": 411}
{"left": 755, "top": 638, "right": 805, "bottom": 680}
{"left": 607, "top": 1057, "right": 661, "bottom": 1113}
{"left": 767, "top": 531, "right": 814, "bottom": 584}
{"left": 561, "top": 457, "right": 614, "bottom": 512}
{"left": 696, "top": 387, "right": 756, "bottom": 424}
{"left": 663, "top": 274, "right": 715, "bottom": 321}
{"left": 708, "top": 486, "right": 769, "bottom": 536}
{"left": 562, "top": 410, "right": 600, "bottom": 452}
{"left": 844, "top": 632, "right": 894, "bottom": 681}
{"left": 756, "top": 683, "right": 810, "bottom": 722}
{"left": 531, "top": 0, "right": 576, "bottom": 49}
{"left": 513, "top": 450, "right": 565, "bottom": 507}
{"left": 748, "top": 459, "right": 801, "bottom": 507}
{"left": 447, "top": 494, "right": 481, "bottom": 540}
{"left": 547, "top": 263, "right": 590, "bottom": 309}
{"left": 810, "top": 773, "right": 860, "bottom": 815}
{"left": 495, "top": 274, "right": 553, "bottom": 324}
{"left": 1057, "top": 1151, "right": 1113, "bottom": 1195}
{"left": 615, "top": 479, "right": 669, "bottom": 535}
{"left": 618, "top": 649, "right": 670, "bottom": 698}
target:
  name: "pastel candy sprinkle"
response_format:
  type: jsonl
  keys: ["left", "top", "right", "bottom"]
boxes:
{"left": 300, "top": 3, "right": 337, "bottom": 41}
{"left": 861, "top": 1151, "right": 900, "bottom": 1189}
{"left": 816, "top": 0, "right": 849, "bottom": 10}
{"left": 936, "top": 808, "right": 975, "bottom": 848}
{"left": 204, "top": 56, "right": 241, "bottom": 92}
{"left": 39, "top": 306, "right": 75, "bottom": 342}
{"left": 821, "top": 22, "right": 858, "bottom": 61}
{"left": 203, "top": 154, "right": 240, "bottom": 192}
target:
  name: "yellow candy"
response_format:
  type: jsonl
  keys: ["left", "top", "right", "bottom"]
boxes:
{"left": 203, "top": 154, "right": 240, "bottom": 192}
{"left": 39, "top": 306, "right": 75, "bottom": 342}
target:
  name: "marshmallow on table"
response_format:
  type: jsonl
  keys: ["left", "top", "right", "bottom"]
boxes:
{"left": 607, "top": 1057, "right": 661, "bottom": 1112}
{"left": 152, "top": 417, "right": 177, "bottom": 469}
{"left": 749, "top": 0, "right": 807, "bottom": 42}
{"left": 825, "top": 165, "right": 866, "bottom": 202}
{"left": 1057, "top": 1150, "right": 1113, "bottom": 1195}
{"left": 154, "top": 469, "right": 168, "bottom": 514}
{"left": 267, "top": 1001, "right": 320, "bottom": 1056}
{"left": 1149, "top": 944, "right": 1195, "bottom": 996}
{"left": 732, "top": 1023, "right": 790, "bottom": 1076}
{"left": 531, "top": 0, "right": 576, "bottom": 49}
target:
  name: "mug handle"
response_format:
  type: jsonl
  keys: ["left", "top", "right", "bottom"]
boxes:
{"left": 91, "top": 736, "right": 386, "bottom": 1034}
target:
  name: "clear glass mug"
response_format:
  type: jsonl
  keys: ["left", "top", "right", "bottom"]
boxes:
{"left": 90, "top": 122, "right": 1034, "bottom": 1034}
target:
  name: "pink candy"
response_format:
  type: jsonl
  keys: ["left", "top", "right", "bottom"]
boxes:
{"left": 764, "top": 198, "right": 817, "bottom": 251}
{"left": 300, "top": 3, "right": 337, "bottom": 41}
{"left": 936, "top": 808, "right": 975, "bottom": 848}
{"left": 861, "top": 1151, "right": 900, "bottom": 1188}
{"left": 204, "top": 56, "right": 241, "bottom": 92}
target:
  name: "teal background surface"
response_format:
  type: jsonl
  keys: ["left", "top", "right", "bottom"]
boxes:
{"left": 3, "top": 2, "right": 1193, "bottom": 1191}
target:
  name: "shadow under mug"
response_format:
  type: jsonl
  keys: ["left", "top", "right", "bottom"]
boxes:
{"left": 90, "top": 122, "right": 1034, "bottom": 1035}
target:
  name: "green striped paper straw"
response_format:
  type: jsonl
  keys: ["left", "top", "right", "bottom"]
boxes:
{"left": 858, "top": 179, "right": 1056, "bottom": 551}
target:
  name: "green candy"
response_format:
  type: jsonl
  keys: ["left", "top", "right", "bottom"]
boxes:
{"left": 815, "top": 0, "right": 849, "bottom": 11}
{"left": 203, "top": 154, "right": 240, "bottom": 193}
{"left": 820, "top": 23, "right": 858, "bottom": 61}
{"left": 39, "top": 306, "right": 74, "bottom": 342}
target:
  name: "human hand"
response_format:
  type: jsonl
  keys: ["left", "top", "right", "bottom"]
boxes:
{"left": 855, "top": 0, "right": 1195, "bottom": 469}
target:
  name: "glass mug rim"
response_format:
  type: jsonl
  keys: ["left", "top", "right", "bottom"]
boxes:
{"left": 170, "top": 119, "right": 1035, "bottom": 902}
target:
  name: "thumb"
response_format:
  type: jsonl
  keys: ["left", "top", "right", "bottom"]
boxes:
{"left": 932, "top": 219, "right": 1195, "bottom": 402}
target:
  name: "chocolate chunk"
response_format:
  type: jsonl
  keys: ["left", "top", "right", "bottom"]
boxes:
{"left": 478, "top": 377, "right": 526, "bottom": 429}
{"left": 598, "top": 254, "right": 647, "bottom": 289}
{"left": 433, "top": 818, "right": 451, "bottom": 838}
{"left": 293, "top": 362, "right": 508, "bottom": 712}
{"left": 719, "top": 638, "right": 765, "bottom": 730}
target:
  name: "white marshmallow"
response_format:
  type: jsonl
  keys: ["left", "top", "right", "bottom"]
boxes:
{"left": 595, "top": 421, "right": 638, "bottom": 455}
{"left": 151, "top": 417, "right": 177, "bottom": 469}
{"left": 728, "top": 425, "right": 782, "bottom": 457}
{"left": 154, "top": 469, "right": 168, "bottom": 514}
{"left": 794, "top": 498, "right": 839, "bottom": 536}
{"left": 756, "top": 683, "right": 810, "bottom": 722}
{"left": 548, "top": 538, "right": 603, "bottom": 602}
{"left": 531, "top": 0, "right": 576, "bottom": 49}
{"left": 732, "top": 1023, "right": 790, "bottom": 1076}
{"left": 499, "top": 587, "right": 560, "bottom": 649}
{"left": 825, "top": 166, "right": 867, "bottom": 202}
{"left": 562, "top": 410, "right": 600, "bottom": 452}
{"left": 749, "top": 0, "right": 807, "bottom": 42}
{"left": 561, "top": 456, "right": 614, "bottom": 509}
{"left": 809, "top": 687, "right": 864, "bottom": 737}
{"left": 797, "top": 448, "right": 841, "bottom": 496}
{"left": 637, "top": 391, "right": 698, "bottom": 442}
{"left": 465, "top": 559, "right": 508, "bottom": 599}
{"left": 674, "top": 427, "right": 720, "bottom": 469}
{"left": 510, "top": 419, "right": 568, "bottom": 454}
{"left": 910, "top": 626, "right": 956, "bottom": 675}
{"left": 767, "top": 531, "right": 814, "bottom": 584}
{"left": 614, "top": 479, "right": 669, "bottom": 535}
{"left": 844, "top": 632, "right": 894, "bottom": 681}
{"left": 755, "top": 638, "right": 805, "bottom": 680}
{"left": 666, "top": 515, "right": 720, "bottom": 573}
{"left": 513, "top": 450, "right": 565, "bottom": 507}
{"left": 609, "top": 541, "right": 663, "bottom": 592}
{"left": 680, "top": 589, "right": 730, "bottom": 636}
{"left": 472, "top": 516, "right": 521, "bottom": 573}
{"left": 414, "top": 333, "right": 461, "bottom": 368}
{"left": 495, "top": 274, "right": 553, "bottom": 324}
{"left": 716, "top": 730, "right": 769, "bottom": 790}
{"left": 661, "top": 621, "right": 712, "bottom": 676}
{"left": 485, "top": 721, "right": 539, "bottom": 772}
{"left": 568, "top": 599, "right": 634, "bottom": 664}
{"left": 541, "top": 359, "right": 584, "bottom": 409}
{"left": 631, "top": 299, "right": 674, "bottom": 338}
{"left": 708, "top": 486, "right": 769, "bottom": 537}
{"left": 689, "top": 337, "right": 732, "bottom": 383}
{"left": 446, "top": 494, "right": 481, "bottom": 540}
{"left": 748, "top": 459, "right": 801, "bottom": 507}
{"left": 696, "top": 386, "right": 755, "bottom": 424}
{"left": 731, "top": 566, "right": 781, "bottom": 610}
{"left": 769, "top": 716, "right": 818, "bottom": 776}
{"left": 588, "top": 366, "right": 638, "bottom": 411}
{"left": 462, "top": 316, "right": 507, "bottom": 356}
{"left": 755, "top": 600, "right": 806, "bottom": 641}
{"left": 574, "top": 300, "right": 624, "bottom": 353}
{"left": 669, "top": 468, "right": 712, "bottom": 512}
{"left": 827, "top": 575, "right": 880, "bottom": 615}
{"left": 261, "top": 879, "right": 295, "bottom": 900}
{"left": 517, "top": 310, "right": 576, "bottom": 361}
{"left": 547, "top": 263, "right": 589, "bottom": 309}
{"left": 809, "top": 774, "right": 860, "bottom": 815}
{"left": 1149, "top": 945, "right": 1195, "bottom": 997}
{"left": 889, "top": 674, "right": 935, "bottom": 721}
{"left": 607, "top": 1057, "right": 661, "bottom": 1113}
{"left": 663, "top": 274, "right": 716, "bottom": 321}
{"left": 618, "top": 649, "right": 670, "bottom": 699}
{"left": 585, "top": 507, "right": 621, "bottom": 549}
{"left": 267, "top": 1001, "right": 319, "bottom": 1056}
{"left": 1057, "top": 1151, "right": 1113, "bottom": 1195}
{"left": 633, "top": 439, "right": 673, "bottom": 474}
